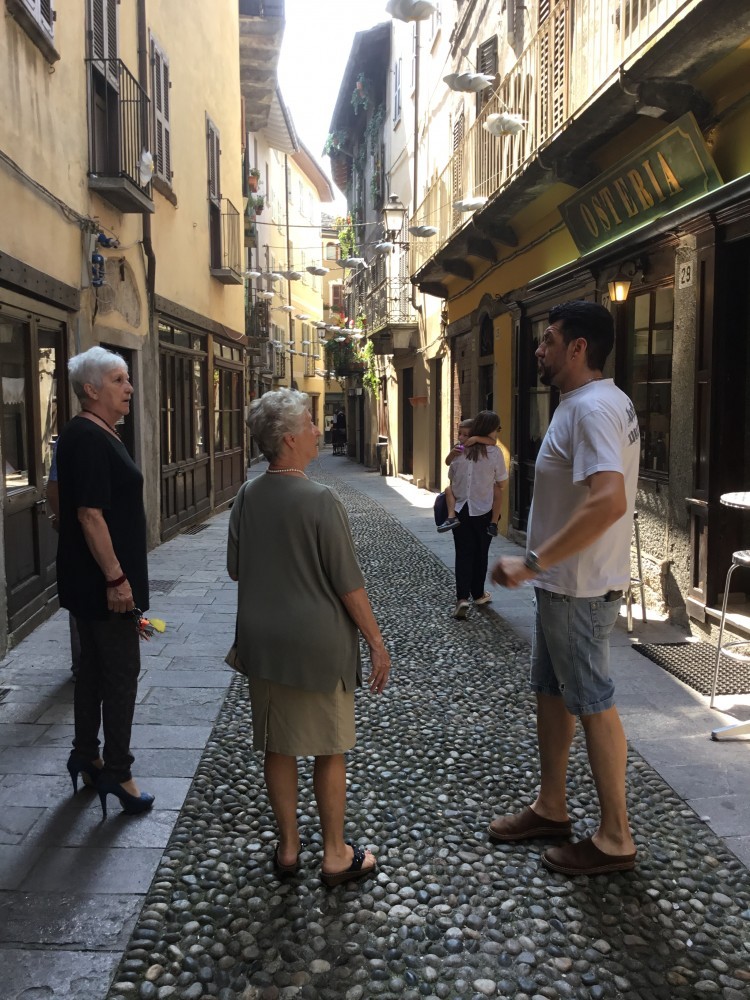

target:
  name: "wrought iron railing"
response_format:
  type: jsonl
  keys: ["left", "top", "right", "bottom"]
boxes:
{"left": 411, "top": 0, "right": 686, "bottom": 273}
{"left": 86, "top": 58, "right": 150, "bottom": 191}
{"left": 366, "top": 276, "right": 419, "bottom": 335}
{"left": 215, "top": 198, "right": 242, "bottom": 279}
{"left": 246, "top": 299, "right": 269, "bottom": 340}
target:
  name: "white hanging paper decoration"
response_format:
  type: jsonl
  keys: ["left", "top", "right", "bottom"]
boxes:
{"left": 483, "top": 112, "right": 527, "bottom": 136}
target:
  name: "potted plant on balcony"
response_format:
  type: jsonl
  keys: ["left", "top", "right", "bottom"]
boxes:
{"left": 248, "top": 166, "right": 261, "bottom": 192}
{"left": 250, "top": 193, "right": 265, "bottom": 216}
{"left": 351, "top": 74, "right": 370, "bottom": 115}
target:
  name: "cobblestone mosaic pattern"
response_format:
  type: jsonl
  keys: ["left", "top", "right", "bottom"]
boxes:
{"left": 106, "top": 474, "right": 750, "bottom": 1000}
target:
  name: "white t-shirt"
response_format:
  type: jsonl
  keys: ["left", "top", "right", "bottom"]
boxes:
{"left": 528, "top": 379, "right": 640, "bottom": 597}
{"left": 449, "top": 445, "right": 508, "bottom": 517}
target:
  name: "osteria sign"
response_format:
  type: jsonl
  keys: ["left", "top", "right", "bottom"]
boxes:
{"left": 559, "top": 113, "right": 722, "bottom": 255}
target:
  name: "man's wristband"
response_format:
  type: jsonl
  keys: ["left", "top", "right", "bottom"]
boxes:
{"left": 106, "top": 573, "right": 127, "bottom": 589}
{"left": 524, "top": 550, "right": 542, "bottom": 574}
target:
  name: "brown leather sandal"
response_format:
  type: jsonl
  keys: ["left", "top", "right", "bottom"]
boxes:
{"left": 542, "top": 837, "right": 636, "bottom": 875}
{"left": 488, "top": 805, "right": 572, "bottom": 842}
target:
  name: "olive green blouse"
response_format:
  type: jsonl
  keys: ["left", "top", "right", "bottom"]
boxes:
{"left": 227, "top": 475, "right": 365, "bottom": 693}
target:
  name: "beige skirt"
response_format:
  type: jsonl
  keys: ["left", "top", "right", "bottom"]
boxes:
{"left": 247, "top": 676, "right": 356, "bottom": 756}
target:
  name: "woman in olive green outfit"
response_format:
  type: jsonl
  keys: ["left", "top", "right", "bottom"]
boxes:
{"left": 227, "top": 389, "right": 390, "bottom": 886}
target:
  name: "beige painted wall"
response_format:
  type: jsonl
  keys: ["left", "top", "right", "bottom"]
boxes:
{"left": 148, "top": 0, "right": 243, "bottom": 334}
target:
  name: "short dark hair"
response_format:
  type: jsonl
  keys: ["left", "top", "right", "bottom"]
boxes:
{"left": 549, "top": 300, "right": 614, "bottom": 371}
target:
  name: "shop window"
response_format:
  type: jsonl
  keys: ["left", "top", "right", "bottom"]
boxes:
{"left": 479, "top": 315, "right": 494, "bottom": 357}
{"left": 627, "top": 286, "right": 673, "bottom": 476}
{"left": 214, "top": 367, "right": 242, "bottom": 453}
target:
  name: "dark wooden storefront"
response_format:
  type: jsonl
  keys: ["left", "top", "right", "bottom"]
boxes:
{"left": 0, "top": 295, "right": 69, "bottom": 640}
{"left": 159, "top": 317, "right": 246, "bottom": 540}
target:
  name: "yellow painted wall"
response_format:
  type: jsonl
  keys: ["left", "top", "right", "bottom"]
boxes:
{"left": 148, "top": 0, "right": 243, "bottom": 334}
{"left": 0, "top": 0, "right": 145, "bottom": 336}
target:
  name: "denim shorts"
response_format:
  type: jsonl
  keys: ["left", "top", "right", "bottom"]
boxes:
{"left": 530, "top": 587, "right": 621, "bottom": 715}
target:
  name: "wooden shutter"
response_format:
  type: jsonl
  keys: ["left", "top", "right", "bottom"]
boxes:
{"left": 452, "top": 111, "right": 464, "bottom": 227}
{"left": 89, "top": 0, "right": 117, "bottom": 58}
{"left": 206, "top": 118, "right": 221, "bottom": 203}
{"left": 89, "top": 0, "right": 118, "bottom": 83}
{"left": 151, "top": 37, "right": 172, "bottom": 183}
{"left": 537, "top": 2, "right": 567, "bottom": 143}
{"left": 393, "top": 58, "right": 402, "bottom": 123}
{"left": 23, "top": 0, "right": 54, "bottom": 35}
{"left": 475, "top": 37, "right": 498, "bottom": 116}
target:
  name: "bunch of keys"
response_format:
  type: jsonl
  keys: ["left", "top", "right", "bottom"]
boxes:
{"left": 129, "top": 607, "right": 167, "bottom": 640}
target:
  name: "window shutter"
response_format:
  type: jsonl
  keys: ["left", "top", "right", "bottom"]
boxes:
{"left": 475, "top": 37, "right": 498, "bottom": 116}
{"left": 451, "top": 111, "right": 464, "bottom": 225}
{"left": 106, "top": 0, "right": 117, "bottom": 58}
{"left": 207, "top": 119, "right": 221, "bottom": 203}
{"left": 90, "top": 0, "right": 106, "bottom": 59}
{"left": 89, "top": 0, "right": 118, "bottom": 82}
{"left": 393, "top": 58, "right": 402, "bottom": 123}
{"left": 538, "top": 2, "right": 567, "bottom": 142}
{"left": 151, "top": 37, "right": 172, "bottom": 183}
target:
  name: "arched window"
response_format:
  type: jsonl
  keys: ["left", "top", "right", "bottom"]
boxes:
{"left": 325, "top": 242, "right": 337, "bottom": 260}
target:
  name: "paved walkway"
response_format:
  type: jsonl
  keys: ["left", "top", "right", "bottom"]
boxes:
{"left": 0, "top": 453, "right": 750, "bottom": 1000}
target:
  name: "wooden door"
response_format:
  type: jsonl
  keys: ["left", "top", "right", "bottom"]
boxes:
{"left": 1, "top": 317, "right": 66, "bottom": 636}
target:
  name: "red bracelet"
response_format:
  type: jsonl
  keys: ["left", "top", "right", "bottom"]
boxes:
{"left": 106, "top": 573, "right": 127, "bottom": 589}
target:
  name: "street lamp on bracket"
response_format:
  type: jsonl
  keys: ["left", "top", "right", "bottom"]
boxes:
{"left": 382, "top": 194, "right": 409, "bottom": 247}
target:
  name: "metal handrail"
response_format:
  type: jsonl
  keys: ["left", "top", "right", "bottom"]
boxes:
{"left": 86, "top": 57, "right": 150, "bottom": 191}
{"left": 217, "top": 198, "right": 242, "bottom": 278}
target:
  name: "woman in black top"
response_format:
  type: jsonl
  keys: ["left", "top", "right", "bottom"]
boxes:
{"left": 56, "top": 346, "right": 153, "bottom": 818}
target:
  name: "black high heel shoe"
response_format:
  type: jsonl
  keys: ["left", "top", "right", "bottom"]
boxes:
{"left": 66, "top": 753, "right": 101, "bottom": 794}
{"left": 97, "top": 777, "right": 155, "bottom": 819}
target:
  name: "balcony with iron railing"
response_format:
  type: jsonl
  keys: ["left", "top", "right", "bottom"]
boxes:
{"left": 365, "top": 275, "right": 420, "bottom": 354}
{"left": 411, "top": 0, "right": 691, "bottom": 278}
{"left": 210, "top": 199, "right": 243, "bottom": 285}
{"left": 86, "top": 57, "right": 154, "bottom": 213}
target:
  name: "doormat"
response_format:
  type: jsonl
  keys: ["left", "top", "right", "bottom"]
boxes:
{"left": 633, "top": 642, "right": 750, "bottom": 697}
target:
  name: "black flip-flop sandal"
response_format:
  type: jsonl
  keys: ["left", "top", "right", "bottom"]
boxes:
{"left": 320, "top": 842, "right": 376, "bottom": 887}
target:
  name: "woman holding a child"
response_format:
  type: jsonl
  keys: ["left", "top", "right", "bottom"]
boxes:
{"left": 445, "top": 410, "right": 508, "bottom": 619}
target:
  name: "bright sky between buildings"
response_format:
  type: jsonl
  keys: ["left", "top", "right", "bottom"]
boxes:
{"left": 277, "top": 0, "right": 389, "bottom": 210}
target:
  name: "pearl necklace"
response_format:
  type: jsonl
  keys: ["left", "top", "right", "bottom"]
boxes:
{"left": 266, "top": 468, "right": 307, "bottom": 477}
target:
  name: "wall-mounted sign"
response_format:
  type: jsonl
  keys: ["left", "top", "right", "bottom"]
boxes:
{"left": 559, "top": 113, "right": 722, "bottom": 255}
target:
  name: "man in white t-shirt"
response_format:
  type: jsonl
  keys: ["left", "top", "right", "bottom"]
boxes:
{"left": 489, "top": 300, "right": 640, "bottom": 876}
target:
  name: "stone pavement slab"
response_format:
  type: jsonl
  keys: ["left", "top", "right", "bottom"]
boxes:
{"left": 1, "top": 448, "right": 749, "bottom": 1000}
{"left": 0, "top": 508, "right": 235, "bottom": 998}
{"left": 101, "top": 455, "right": 750, "bottom": 1000}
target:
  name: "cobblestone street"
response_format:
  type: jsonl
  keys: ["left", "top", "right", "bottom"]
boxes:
{"left": 2, "top": 454, "right": 750, "bottom": 1000}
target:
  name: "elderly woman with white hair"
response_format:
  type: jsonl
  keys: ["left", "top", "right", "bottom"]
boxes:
{"left": 228, "top": 388, "right": 390, "bottom": 887}
{"left": 56, "top": 346, "right": 153, "bottom": 819}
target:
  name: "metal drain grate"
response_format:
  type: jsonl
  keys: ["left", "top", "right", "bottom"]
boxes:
{"left": 150, "top": 580, "right": 177, "bottom": 595}
{"left": 182, "top": 523, "right": 209, "bottom": 536}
